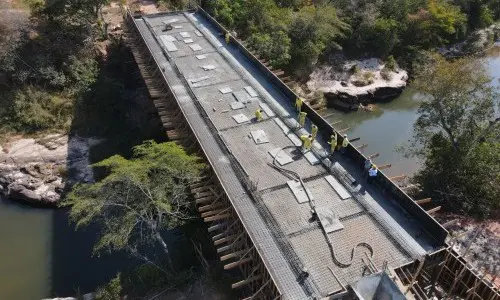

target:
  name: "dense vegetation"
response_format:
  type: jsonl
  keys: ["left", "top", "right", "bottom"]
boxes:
{"left": 409, "top": 54, "right": 499, "bottom": 218}
{"left": 204, "top": 0, "right": 499, "bottom": 77}
{"left": 64, "top": 141, "right": 206, "bottom": 273}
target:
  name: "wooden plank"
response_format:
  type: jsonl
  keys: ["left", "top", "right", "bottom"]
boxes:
{"left": 220, "top": 249, "right": 248, "bottom": 261}
{"left": 195, "top": 195, "right": 214, "bottom": 204}
{"left": 224, "top": 257, "right": 252, "bottom": 270}
{"left": 273, "top": 70, "right": 285, "bottom": 76}
{"left": 368, "top": 153, "right": 380, "bottom": 159}
{"left": 200, "top": 208, "right": 226, "bottom": 218}
{"left": 204, "top": 214, "right": 230, "bottom": 222}
{"left": 427, "top": 206, "right": 441, "bottom": 214}
{"left": 442, "top": 219, "right": 458, "bottom": 228}
{"left": 415, "top": 198, "right": 432, "bottom": 205}
{"left": 378, "top": 164, "right": 392, "bottom": 170}
{"left": 356, "top": 144, "right": 368, "bottom": 150}
{"left": 389, "top": 174, "right": 407, "bottom": 181}
{"left": 208, "top": 222, "right": 226, "bottom": 233}
{"left": 231, "top": 275, "right": 262, "bottom": 289}
{"left": 198, "top": 202, "right": 224, "bottom": 213}
{"left": 214, "top": 234, "right": 237, "bottom": 246}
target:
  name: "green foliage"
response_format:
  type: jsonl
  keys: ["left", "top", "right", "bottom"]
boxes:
{"left": 6, "top": 87, "right": 73, "bottom": 132}
{"left": 95, "top": 274, "right": 122, "bottom": 300}
{"left": 409, "top": 54, "right": 499, "bottom": 217}
{"left": 407, "top": 0, "right": 467, "bottom": 47}
{"left": 371, "top": 18, "right": 400, "bottom": 57}
{"left": 386, "top": 55, "right": 397, "bottom": 70}
{"left": 63, "top": 141, "right": 206, "bottom": 270}
{"left": 248, "top": 31, "right": 291, "bottom": 67}
{"left": 288, "top": 5, "right": 348, "bottom": 76}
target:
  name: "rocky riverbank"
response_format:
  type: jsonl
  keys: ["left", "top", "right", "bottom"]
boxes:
{"left": 0, "top": 134, "right": 99, "bottom": 206}
{"left": 306, "top": 58, "right": 408, "bottom": 111}
{"left": 439, "top": 23, "right": 500, "bottom": 57}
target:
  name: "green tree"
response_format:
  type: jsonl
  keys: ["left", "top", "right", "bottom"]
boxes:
{"left": 407, "top": 0, "right": 467, "bottom": 47}
{"left": 408, "top": 54, "right": 499, "bottom": 217}
{"left": 288, "top": 5, "right": 349, "bottom": 76}
{"left": 95, "top": 274, "right": 122, "bottom": 300}
{"left": 371, "top": 17, "right": 400, "bottom": 57}
{"left": 63, "top": 141, "right": 206, "bottom": 272}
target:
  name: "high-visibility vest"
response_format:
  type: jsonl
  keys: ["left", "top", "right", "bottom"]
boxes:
{"left": 299, "top": 112, "right": 307, "bottom": 126}
{"left": 296, "top": 98, "right": 303, "bottom": 109}
{"left": 328, "top": 135, "right": 337, "bottom": 150}
{"left": 300, "top": 135, "right": 312, "bottom": 149}
{"left": 255, "top": 110, "right": 263, "bottom": 121}
{"left": 342, "top": 137, "right": 349, "bottom": 147}
{"left": 311, "top": 125, "right": 318, "bottom": 140}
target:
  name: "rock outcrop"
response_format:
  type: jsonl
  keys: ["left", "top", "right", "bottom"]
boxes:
{"left": 440, "top": 23, "right": 500, "bottom": 57}
{"left": 0, "top": 134, "right": 98, "bottom": 206}
{"left": 307, "top": 58, "right": 408, "bottom": 111}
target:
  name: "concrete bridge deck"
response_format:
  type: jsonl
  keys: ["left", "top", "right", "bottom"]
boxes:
{"left": 124, "top": 9, "right": 496, "bottom": 300}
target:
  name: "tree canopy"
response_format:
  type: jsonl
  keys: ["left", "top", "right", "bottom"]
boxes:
{"left": 63, "top": 141, "right": 206, "bottom": 271}
{"left": 409, "top": 54, "right": 499, "bottom": 217}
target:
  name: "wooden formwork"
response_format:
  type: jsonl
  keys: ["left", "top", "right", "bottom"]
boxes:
{"left": 394, "top": 248, "right": 499, "bottom": 300}
{"left": 123, "top": 11, "right": 282, "bottom": 300}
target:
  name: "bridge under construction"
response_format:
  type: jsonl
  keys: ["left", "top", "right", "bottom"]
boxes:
{"left": 124, "top": 7, "right": 499, "bottom": 300}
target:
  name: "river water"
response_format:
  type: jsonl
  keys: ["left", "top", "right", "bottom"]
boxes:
{"left": 0, "top": 47, "right": 498, "bottom": 300}
{"left": 326, "top": 46, "right": 500, "bottom": 177}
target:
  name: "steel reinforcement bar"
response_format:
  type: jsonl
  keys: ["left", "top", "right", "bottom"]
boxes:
{"left": 123, "top": 9, "right": 300, "bottom": 300}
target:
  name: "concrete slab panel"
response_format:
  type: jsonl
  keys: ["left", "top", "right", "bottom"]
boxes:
{"left": 189, "top": 44, "right": 203, "bottom": 51}
{"left": 162, "top": 41, "right": 178, "bottom": 52}
{"left": 316, "top": 207, "right": 344, "bottom": 233}
{"left": 189, "top": 76, "right": 209, "bottom": 83}
{"left": 233, "top": 90, "right": 252, "bottom": 104}
{"left": 287, "top": 133, "right": 302, "bottom": 147}
{"left": 201, "top": 65, "right": 216, "bottom": 71}
{"left": 219, "top": 87, "right": 232, "bottom": 94}
{"left": 244, "top": 86, "right": 258, "bottom": 97}
{"left": 287, "top": 180, "right": 314, "bottom": 204}
{"left": 230, "top": 101, "right": 245, "bottom": 110}
{"left": 179, "top": 31, "right": 191, "bottom": 38}
{"left": 251, "top": 129, "right": 269, "bottom": 144}
{"left": 325, "top": 175, "right": 351, "bottom": 200}
{"left": 160, "top": 35, "right": 177, "bottom": 42}
{"left": 183, "top": 38, "right": 194, "bottom": 44}
{"left": 304, "top": 151, "right": 320, "bottom": 165}
{"left": 259, "top": 103, "right": 275, "bottom": 117}
{"left": 196, "top": 54, "right": 207, "bottom": 60}
{"left": 232, "top": 113, "right": 249, "bottom": 124}
{"left": 269, "top": 148, "right": 293, "bottom": 166}
{"left": 174, "top": 25, "right": 183, "bottom": 29}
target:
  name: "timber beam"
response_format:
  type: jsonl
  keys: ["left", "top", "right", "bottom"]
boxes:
{"left": 427, "top": 206, "right": 441, "bottom": 214}
{"left": 389, "top": 174, "right": 407, "bottom": 181}
{"left": 415, "top": 198, "right": 432, "bottom": 205}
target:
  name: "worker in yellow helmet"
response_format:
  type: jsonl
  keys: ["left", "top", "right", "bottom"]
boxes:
{"left": 311, "top": 124, "right": 318, "bottom": 141}
{"left": 340, "top": 134, "right": 349, "bottom": 153}
{"left": 295, "top": 97, "right": 303, "bottom": 113}
{"left": 225, "top": 32, "right": 230, "bottom": 44}
{"left": 327, "top": 133, "right": 337, "bottom": 154}
{"left": 255, "top": 109, "right": 263, "bottom": 121}
{"left": 298, "top": 111, "right": 307, "bottom": 128}
{"left": 300, "top": 134, "right": 312, "bottom": 152}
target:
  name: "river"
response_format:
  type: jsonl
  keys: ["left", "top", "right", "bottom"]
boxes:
{"left": 326, "top": 46, "right": 500, "bottom": 177}
{"left": 0, "top": 47, "right": 498, "bottom": 300}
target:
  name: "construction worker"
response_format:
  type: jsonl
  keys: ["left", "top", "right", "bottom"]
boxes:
{"left": 364, "top": 158, "right": 373, "bottom": 172}
{"left": 311, "top": 124, "right": 318, "bottom": 141}
{"left": 340, "top": 134, "right": 349, "bottom": 153}
{"left": 327, "top": 133, "right": 337, "bottom": 154}
{"left": 295, "top": 97, "right": 303, "bottom": 113}
{"left": 300, "top": 134, "right": 312, "bottom": 152}
{"left": 225, "top": 32, "right": 230, "bottom": 44}
{"left": 367, "top": 164, "right": 378, "bottom": 184}
{"left": 255, "top": 109, "right": 263, "bottom": 122}
{"left": 298, "top": 111, "right": 307, "bottom": 128}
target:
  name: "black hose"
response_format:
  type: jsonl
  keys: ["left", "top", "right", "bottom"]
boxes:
{"left": 269, "top": 145, "right": 374, "bottom": 268}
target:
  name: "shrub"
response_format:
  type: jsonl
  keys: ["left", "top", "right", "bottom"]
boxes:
{"left": 381, "top": 67, "right": 393, "bottom": 81}
{"left": 95, "top": 274, "right": 122, "bottom": 300}
{"left": 385, "top": 55, "right": 397, "bottom": 71}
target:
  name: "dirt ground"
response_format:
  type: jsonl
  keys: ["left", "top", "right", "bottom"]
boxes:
{"left": 436, "top": 213, "right": 500, "bottom": 286}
